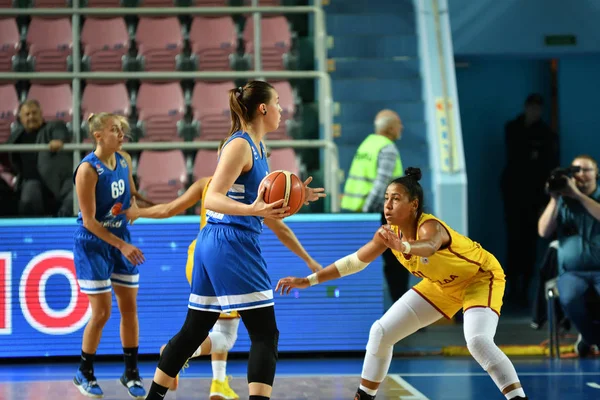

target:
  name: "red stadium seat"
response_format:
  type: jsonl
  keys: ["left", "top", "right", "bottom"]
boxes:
{"left": 137, "top": 150, "right": 188, "bottom": 205}
{"left": 81, "top": 18, "right": 129, "bottom": 72}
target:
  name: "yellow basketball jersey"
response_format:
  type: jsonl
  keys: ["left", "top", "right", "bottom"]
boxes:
{"left": 391, "top": 213, "right": 500, "bottom": 290}
{"left": 185, "top": 178, "right": 212, "bottom": 284}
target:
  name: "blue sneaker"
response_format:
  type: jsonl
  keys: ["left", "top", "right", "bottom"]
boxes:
{"left": 119, "top": 370, "right": 146, "bottom": 399}
{"left": 73, "top": 369, "right": 104, "bottom": 398}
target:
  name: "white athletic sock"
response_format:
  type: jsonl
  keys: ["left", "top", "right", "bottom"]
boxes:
{"left": 505, "top": 387, "right": 526, "bottom": 399}
{"left": 359, "top": 384, "right": 377, "bottom": 396}
{"left": 212, "top": 360, "right": 226, "bottom": 381}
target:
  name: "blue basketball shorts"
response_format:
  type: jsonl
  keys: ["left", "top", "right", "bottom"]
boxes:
{"left": 73, "top": 227, "right": 139, "bottom": 294}
{"left": 189, "top": 224, "right": 273, "bottom": 313}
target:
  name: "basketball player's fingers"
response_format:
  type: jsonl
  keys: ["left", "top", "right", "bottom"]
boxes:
{"left": 303, "top": 176, "right": 313, "bottom": 186}
{"left": 268, "top": 198, "right": 286, "bottom": 208}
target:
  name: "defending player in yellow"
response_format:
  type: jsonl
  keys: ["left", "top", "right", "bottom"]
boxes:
{"left": 276, "top": 167, "right": 528, "bottom": 400}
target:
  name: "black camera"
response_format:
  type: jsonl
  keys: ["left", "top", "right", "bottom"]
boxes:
{"left": 546, "top": 166, "right": 581, "bottom": 193}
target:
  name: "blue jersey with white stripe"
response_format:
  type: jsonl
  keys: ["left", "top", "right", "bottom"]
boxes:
{"left": 205, "top": 131, "right": 269, "bottom": 234}
{"left": 74, "top": 151, "right": 131, "bottom": 234}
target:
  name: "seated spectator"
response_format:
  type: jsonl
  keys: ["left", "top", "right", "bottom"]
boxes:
{"left": 538, "top": 154, "right": 600, "bottom": 356}
{"left": 6, "top": 100, "right": 74, "bottom": 217}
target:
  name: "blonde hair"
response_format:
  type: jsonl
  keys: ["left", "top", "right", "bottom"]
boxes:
{"left": 87, "top": 113, "right": 130, "bottom": 141}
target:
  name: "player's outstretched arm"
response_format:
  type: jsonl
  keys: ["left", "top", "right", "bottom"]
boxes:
{"left": 264, "top": 218, "right": 322, "bottom": 272}
{"left": 123, "top": 177, "right": 210, "bottom": 222}
{"left": 276, "top": 230, "right": 387, "bottom": 294}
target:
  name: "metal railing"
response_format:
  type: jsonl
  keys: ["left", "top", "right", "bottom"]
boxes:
{"left": 0, "top": 1, "right": 340, "bottom": 213}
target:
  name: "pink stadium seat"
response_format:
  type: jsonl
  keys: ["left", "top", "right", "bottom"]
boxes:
{"left": 26, "top": 18, "right": 72, "bottom": 72}
{"left": 81, "top": 18, "right": 129, "bottom": 72}
{"left": 32, "top": 0, "right": 68, "bottom": 6}
{"left": 136, "top": 17, "right": 183, "bottom": 71}
{"left": 191, "top": 81, "right": 233, "bottom": 141}
{"left": 136, "top": 82, "right": 185, "bottom": 142}
{"left": 269, "top": 148, "right": 299, "bottom": 176}
{"left": 86, "top": 0, "right": 121, "bottom": 7}
{"left": 138, "top": 0, "right": 173, "bottom": 6}
{"left": 243, "top": 0, "right": 280, "bottom": 4}
{"left": 193, "top": 149, "right": 219, "bottom": 180}
{"left": 0, "top": 84, "right": 18, "bottom": 143}
{"left": 81, "top": 83, "right": 130, "bottom": 120}
{"left": 243, "top": 16, "right": 291, "bottom": 71}
{"left": 192, "top": 0, "right": 227, "bottom": 5}
{"left": 270, "top": 80, "right": 294, "bottom": 139}
{"left": 0, "top": 19, "right": 19, "bottom": 73}
{"left": 137, "top": 150, "right": 188, "bottom": 205}
{"left": 81, "top": 83, "right": 130, "bottom": 142}
{"left": 189, "top": 17, "right": 236, "bottom": 71}
{"left": 27, "top": 84, "right": 72, "bottom": 122}
{"left": 192, "top": 149, "right": 218, "bottom": 214}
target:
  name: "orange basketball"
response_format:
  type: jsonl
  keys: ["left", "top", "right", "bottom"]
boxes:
{"left": 262, "top": 170, "right": 305, "bottom": 216}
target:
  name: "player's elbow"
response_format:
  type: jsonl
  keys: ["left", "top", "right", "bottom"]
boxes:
{"left": 82, "top": 217, "right": 98, "bottom": 231}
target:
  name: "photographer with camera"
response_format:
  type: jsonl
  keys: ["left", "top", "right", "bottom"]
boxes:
{"left": 538, "top": 155, "right": 600, "bottom": 356}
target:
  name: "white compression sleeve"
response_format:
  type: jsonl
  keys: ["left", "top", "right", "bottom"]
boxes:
{"left": 463, "top": 308, "right": 524, "bottom": 397}
{"left": 361, "top": 290, "right": 443, "bottom": 383}
{"left": 334, "top": 252, "right": 370, "bottom": 277}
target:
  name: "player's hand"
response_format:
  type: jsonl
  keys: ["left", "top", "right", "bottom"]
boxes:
{"left": 122, "top": 198, "right": 141, "bottom": 225}
{"left": 119, "top": 243, "right": 145, "bottom": 266}
{"left": 276, "top": 276, "right": 309, "bottom": 295}
{"left": 251, "top": 184, "right": 290, "bottom": 219}
{"left": 377, "top": 225, "right": 407, "bottom": 253}
{"left": 306, "top": 258, "right": 323, "bottom": 273}
{"left": 302, "top": 176, "right": 326, "bottom": 205}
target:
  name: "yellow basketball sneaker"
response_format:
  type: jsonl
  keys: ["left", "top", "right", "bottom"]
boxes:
{"left": 209, "top": 376, "right": 239, "bottom": 400}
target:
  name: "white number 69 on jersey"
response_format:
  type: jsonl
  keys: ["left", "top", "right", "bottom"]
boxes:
{"left": 111, "top": 179, "right": 126, "bottom": 199}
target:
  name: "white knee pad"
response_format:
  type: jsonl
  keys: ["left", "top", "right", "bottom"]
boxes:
{"left": 366, "top": 320, "right": 393, "bottom": 358}
{"left": 466, "top": 334, "right": 505, "bottom": 371}
{"left": 210, "top": 318, "right": 240, "bottom": 353}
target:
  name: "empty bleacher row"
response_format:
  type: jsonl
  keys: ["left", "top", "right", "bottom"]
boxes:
{"left": 1, "top": 14, "right": 297, "bottom": 73}
{"left": 0, "top": 80, "right": 297, "bottom": 141}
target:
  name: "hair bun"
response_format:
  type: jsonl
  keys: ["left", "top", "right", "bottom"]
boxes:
{"left": 87, "top": 113, "right": 95, "bottom": 122}
{"left": 405, "top": 167, "right": 422, "bottom": 181}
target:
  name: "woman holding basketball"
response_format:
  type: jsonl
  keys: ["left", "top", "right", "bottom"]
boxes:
{"left": 143, "top": 80, "right": 325, "bottom": 400}
{"left": 277, "top": 168, "right": 528, "bottom": 400}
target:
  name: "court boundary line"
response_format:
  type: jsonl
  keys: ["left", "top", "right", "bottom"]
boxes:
{"left": 1, "top": 371, "right": 599, "bottom": 384}
{"left": 389, "top": 374, "right": 429, "bottom": 399}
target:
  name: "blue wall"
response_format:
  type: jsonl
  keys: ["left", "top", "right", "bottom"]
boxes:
{"left": 449, "top": 0, "right": 600, "bottom": 56}
{"left": 454, "top": 59, "right": 552, "bottom": 262}
{"left": 557, "top": 55, "right": 600, "bottom": 164}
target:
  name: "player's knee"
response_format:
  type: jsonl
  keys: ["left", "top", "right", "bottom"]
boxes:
{"left": 366, "top": 320, "right": 392, "bottom": 357}
{"left": 209, "top": 330, "right": 237, "bottom": 353}
{"left": 247, "top": 330, "right": 279, "bottom": 386}
{"left": 466, "top": 334, "right": 502, "bottom": 371}
{"left": 90, "top": 307, "right": 111, "bottom": 326}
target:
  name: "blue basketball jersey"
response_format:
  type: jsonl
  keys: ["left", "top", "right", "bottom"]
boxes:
{"left": 74, "top": 152, "right": 131, "bottom": 234}
{"left": 205, "top": 131, "right": 269, "bottom": 234}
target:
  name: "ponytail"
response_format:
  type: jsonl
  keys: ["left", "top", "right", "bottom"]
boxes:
{"left": 226, "top": 80, "right": 274, "bottom": 140}
{"left": 228, "top": 86, "right": 248, "bottom": 138}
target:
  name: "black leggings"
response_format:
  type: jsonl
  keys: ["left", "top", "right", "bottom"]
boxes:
{"left": 158, "top": 306, "right": 279, "bottom": 386}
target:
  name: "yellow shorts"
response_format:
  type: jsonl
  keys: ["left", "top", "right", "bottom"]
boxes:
{"left": 412, "top": 268, "right": 506, "bottom": 319}
{"left": 185, "top": 239, "right": 240, "bottom": 320}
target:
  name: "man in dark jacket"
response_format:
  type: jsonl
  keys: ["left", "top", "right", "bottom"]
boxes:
{"left": 6, "top": 99, "right": 74, "bottom": 217}
{"left": 501, "top": 93, "right": 559, "bottom": 307}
